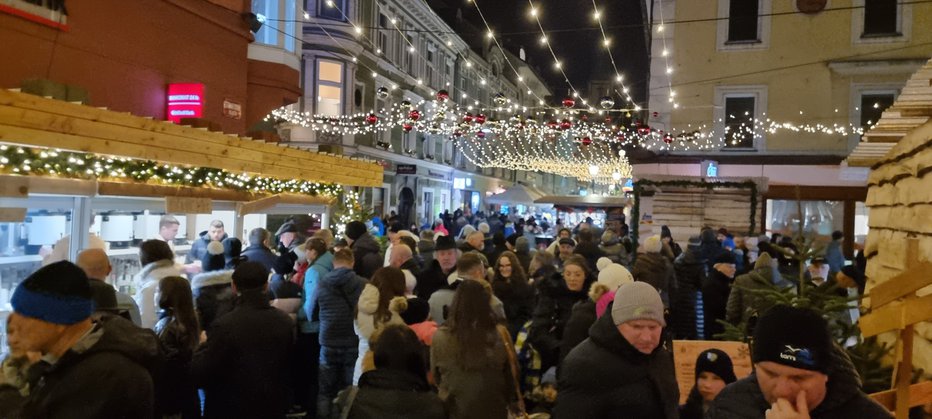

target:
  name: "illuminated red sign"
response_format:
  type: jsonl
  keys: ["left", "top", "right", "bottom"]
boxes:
{"left": 166, "top": 83, "right": 204, "bottom": 123}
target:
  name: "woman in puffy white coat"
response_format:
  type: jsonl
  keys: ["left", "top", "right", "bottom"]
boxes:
{"left": 353, "top": 267, "right": 409, "bottom": 384}
{"left": 134, "top": 239, "right": 182, "bottom": 329}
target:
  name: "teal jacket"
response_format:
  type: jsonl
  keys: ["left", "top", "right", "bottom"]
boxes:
{"left": 300, "top": 251, "right": 333, "bottom": 334}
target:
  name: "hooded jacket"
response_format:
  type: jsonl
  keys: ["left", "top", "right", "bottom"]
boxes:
{"left": 191, "top": 290, "right": 295, "bottom": 419}
{"left": 527, "top": 271, "right": 594, "bottom": 371}
{"left": 186, "top": 231, "right": 228, "bottom": 264}
{"left": 134, "top": 259, "right": 182, "bottom": 329}
{"left": 708, "top": 345, "right": 891, "bottom": 419}
{"left": 190, "top": 269, "right": 235, "bottom": 332}
{"left": 672, "top": 248, "right": 705, "bottom": 340}
{"left": 316, "top": 267, "right": 367, "bottom": 347}
{"left": 338, "top": 368, "right": 446, "bottom": 419}
{"left": 302, "top": 250, "right": 334, "bottom": 334}
{"left": 632, "top": 252, "right": 677, "bottom": 308}
{"left": 725, "top": 254, "right": 785, "bottom": 326}
{"left": 14, "top": 315, "right": 161, "bottom": 419}
{"left": 555, "top": 306, "right": 679, "bottom": 419}
{"left": 351, "top": 232, "right": 383, "bottom": 279}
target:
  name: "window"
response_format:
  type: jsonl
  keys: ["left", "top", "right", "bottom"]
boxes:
{"left": 728, "top": 0, "right": 759, "bottom": 42}
{"left": 378, "top": 13, "right": 389, "bottom": 56}
{"left": 863, "top": 0, "right": 898, "bottom": 36}
{"left": 714, "top": 86, "right": 766, "bottom": 151}
{"left": 253, "top": 0, "right": 279, "bottom": 45}
{"left": 723, "top": 97, "right": 755, "bottom": 149}
{"left": 316, "top": 60, "right": 343, "bottom": 115}
{"left": 318, "top": 0, "right": 345, "bottom": 21}
{"left": 859, "top": 93, "right": 895, "bottom": 130}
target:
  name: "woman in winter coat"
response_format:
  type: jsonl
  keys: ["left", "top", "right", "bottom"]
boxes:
{"left": 154, "top": 276, "right": 201, "bottom": 419}
{"left": 527, "top": 254, "right": 595, "bottom": 373}
{"left": 431, "top": 280, "right": 515, "bottom": 419}
{"left": 135, "top": 239, "right": 182, "bottom": 329}
{"left": 491, "top": 251, "right": 535, "bottom": 339}
{"left": 631, "top": 235, "right": 677, "bottom": 309}
{"left": 560, "top": 258, "right": 633, "bottom": 365}
{"left": 527, "top": 251, "right": 557, "bottom": 288}
{"left": 353, "top": 267, "right": 409, "bottom": 384}
{"left": 679, "top": 349, "right": 736, "bottom": 419}
{"left": 660, "top": 225, "right": 683, "bottom": 260}
{"left": 190, "top": 240, "right": 236, "bottom": 332}
{"left": 702, "top": 253, "right": 737, "bottom": 340}
{"left": 336, "top": 324, "right": 445, "bottom": 419}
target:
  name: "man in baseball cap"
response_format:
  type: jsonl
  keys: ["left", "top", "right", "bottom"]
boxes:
{"left": 709, "top": 305, "right": 891, "bottom": 418}
{"left": 555, "top": 281, "right": 679, "bottom": 418}
{"left": 2, "top": 261, "right": 159, "bottom": 417}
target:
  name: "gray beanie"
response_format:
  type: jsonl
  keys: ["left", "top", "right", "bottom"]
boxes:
{"left": 611, "top": 281, "right": 666, "bottom": 327}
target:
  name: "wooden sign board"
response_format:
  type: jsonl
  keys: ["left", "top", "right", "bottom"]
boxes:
{"left": 672, "top": 340, "right": 753, "bottom": 404}
{"left": 0, "top": 208, "right": 27, "bottom": 222}
{"left": 165, "top": 197, "right": 212, "bottom": 214}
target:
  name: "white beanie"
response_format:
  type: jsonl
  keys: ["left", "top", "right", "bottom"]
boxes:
{"left": 478, "top": 222, "right": 490, "bottom": 234}
{"left": 398, "top": 230, "right": 420, "bottom": 243}
{"left": 598, "top": 263, "right": 634, "bottom": 292}
{"left": 596, "top": 257, "right": 613, "bottom": 272}
{"left": 643, "top": 235, "right": 662, "bottom": 254}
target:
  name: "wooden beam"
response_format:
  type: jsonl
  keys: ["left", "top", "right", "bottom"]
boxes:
{"left": 868, "top": 262, "right": 932, "bottom": 308}
{"left": 0, "top": 176, "right": 28, "bottom": 197}
{"left": 870, "top": 381, "right": 932, "bottom": 411}
{"left": 165, "top": 197, "right": 212, "bottom": 214}
{"left": 860, "top": 293, "right": 932, "bottom": 337}
{"left": 97, "top": 181, "right": 261, "bottom": 202}
{"left": 237, "top": 194, "right": 283, "bottom": 216}
{"left": 0, "top": 208, "right": 26, "bottom": 222}
{"left": 0, "top": 174, "right": 97, "bottom": 196}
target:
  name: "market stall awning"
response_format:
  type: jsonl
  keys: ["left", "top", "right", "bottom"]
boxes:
{"left": 487, "top": 183, "right": 546, "bottom": 205}
{"left": 0, "top": 89, "right": 382, "bottom": 186}
{"left": 534, "top": 195, "right": 632, "bottom": 208}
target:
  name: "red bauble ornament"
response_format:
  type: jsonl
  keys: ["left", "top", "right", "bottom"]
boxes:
{"left": 477, "top": 131, "right": 486, "bottom": 139}
{"left": 436, "top": 90, "right": 450, "bottom": 101}
{"left": 365, "top": 113, "right": 378, "bottom": 125}
{"left": 604, "top": 116, "right": 613, "bottom": 125}
{"left": 560, "top": 119, "right": 572, "bottom": 130}
{"left": 663, "top": 135, "right": 673, "bottom": 144}
{"left": 475, "top": 114, "right": 487, "bottom": 124}
{"left": 637, "top": 125, "right": 651, "bottom": 135}
{"left": 547, "top": 120, "right": 558, "bottom": 129}
{"left": 408, "top": 110, "right": 421, "bottom": 121}
{"left": 581, "top": 136, "right": 592, "bottom": 145}
{"left": 562, "top": 98, "right": 576, "bottom": 108}
{"left": 403, "top": 123, "right": 413, "bottom": 132}
{"left": 616, "top": 132, "right": 626, "bottom": 142}
{"left": 453, "top": 131, "right": 463, "bottom": 137}
{"left": 580, "top": 114, "right": 589, "bottom": 122}
{"left": 463, "top": 113, "right": 474, "bottom": 123}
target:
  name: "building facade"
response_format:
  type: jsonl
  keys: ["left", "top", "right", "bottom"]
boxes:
{"left": 287, "top": 0, "right": 575, "bottom": 226}
{"left": 642, "top": 0, "right": 932, "bottom": 251}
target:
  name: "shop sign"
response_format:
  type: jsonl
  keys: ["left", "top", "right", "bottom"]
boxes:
{"left": 222, "top": 99, "right": 242, "bottom": 120}
{"left": 396, "top": 164, "right": 417, "bottom": 174}
{"left": 166, "top": 83, "right": 204, "bottom": 123}
{"left": 427, "top": 170, "right": 449, "bottom": 180}
{"left": 0, "top": 0, "right": 68, "bottom": 31}
{"left": 701, "top": 160, "right": 719, "bottom": 178}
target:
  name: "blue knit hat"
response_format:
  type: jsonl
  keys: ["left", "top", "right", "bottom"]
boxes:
{"left": 12, "top": 261, "right": 95, "bottom": 325}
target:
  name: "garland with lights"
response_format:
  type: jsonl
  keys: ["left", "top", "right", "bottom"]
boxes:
{"left": 0, "top": 145, "right": 344, "bottom": 198}
{"left": 630, "top": 178, "right": 758, "bottom": 257}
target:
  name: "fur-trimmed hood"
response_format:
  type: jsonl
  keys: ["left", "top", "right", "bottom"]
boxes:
{"left": 191, "top": 269, "right": 234, "bottom": 290}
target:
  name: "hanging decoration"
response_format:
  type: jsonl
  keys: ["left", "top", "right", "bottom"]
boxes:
{"left": 376, "top": 86, "right": 390, "bottom": 99}
{"left": 600, "top": 96, "right": 615, "bottom": 109}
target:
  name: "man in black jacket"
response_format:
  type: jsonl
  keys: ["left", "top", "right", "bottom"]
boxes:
{"left": 0, "top": 261, "right": 160, "bottom": 419}
{"left": 344, "top": 220, "right": 382, "bottom": 279}
{"left": 556, "top": 281, "right": 679, "bottom": 419}
{"left": 708, "top": 305, "right": 891, "bottom": 419}
{"left": 415, "top": 235, "right": 459, "bottom": 299}
{"left": 191, "top": 261, "right": 295, "bottom": 419}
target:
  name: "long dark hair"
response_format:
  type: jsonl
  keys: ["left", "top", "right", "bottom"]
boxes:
{"left": 157, "top": 276, "right": 200, "bottom": 350}
{"left": 370, "top": 267, "right": 406, "bottom": 325}
{"left": 493, "top": 251, "right": 529, "bottom": 300}
{"left": 372, "top": 324, "right": 429, "bottom": 384}
{"left": 447, "top": 280, "right": 498, "bottom": 367}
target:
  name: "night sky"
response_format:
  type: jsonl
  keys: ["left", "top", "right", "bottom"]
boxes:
{"left": 427, "top": 0, "right": 650, "bottom": 106}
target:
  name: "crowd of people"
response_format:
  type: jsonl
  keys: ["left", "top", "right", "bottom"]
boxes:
{"left": 0, "top": 210, "right": 892, "bottom": 419}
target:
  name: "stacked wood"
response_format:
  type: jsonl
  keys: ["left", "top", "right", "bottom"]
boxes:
{"left": 649, "top": 187, "right": 761, "bottom": 244}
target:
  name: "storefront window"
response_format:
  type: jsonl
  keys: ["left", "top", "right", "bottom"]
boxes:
{"left": 766, "top": 199, "right": 842, "bottom": 237}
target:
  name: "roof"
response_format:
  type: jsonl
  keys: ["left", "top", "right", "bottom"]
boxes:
{"left": 0, "top": 89, "right": 382, "bottom": 186}
{"left": 534, "top": 195, "right": 632, "bottom": 208}
{"left": 486, "top": 183, "right": 546, "bottom": 205}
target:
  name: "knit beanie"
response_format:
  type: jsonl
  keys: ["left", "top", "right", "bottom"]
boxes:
{"left": 695, "top": 349, "right": 737, "bottom": 384}
{"left": 345, "top": 221, "right": 367, "bottom": 241}
{"left": 752, "top": 305, "right": 832, "bottom": 373}
{"left": 11, "top": 261, "right": 94, "bottom": 325}
{"left": 643, "top": 235, "right": 662, "bottom": 254}
{"left": 611, "top": 281, "right": 666, "bottom": 327}
{"left": 478, "top": 222, "right": 490, "bottom": 234}
{"left": 223, "top": 237, "right": 243, "bottom": 268}
{"left": 598, "top": 263, "right": 634, "bottom": 292}
{"left": 201, "top": 240, "right": 226, "bottom": 272}
{"left": 596, "top": 257, "right": 613, "bottom": 272}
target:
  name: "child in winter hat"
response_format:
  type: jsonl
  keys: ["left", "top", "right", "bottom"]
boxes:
{"left": 593, "top": 257, "right": 634, "bottom": 317}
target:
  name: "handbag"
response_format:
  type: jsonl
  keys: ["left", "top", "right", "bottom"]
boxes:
{"left": 496, "top": 324, "right": 529, "bottom": 419}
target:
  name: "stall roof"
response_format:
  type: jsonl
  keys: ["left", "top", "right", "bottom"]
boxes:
{"left": 0, "top": 89, "right": 383, "bottom": 186}
{"left": 534, "top": 195, "right": 631, "bottom": 208}
{"left": 487, "top": 183, "right": 547, "bottom": 205}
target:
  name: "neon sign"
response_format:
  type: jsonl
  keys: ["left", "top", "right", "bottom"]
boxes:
{"left": 166, "top": 83, "right": 204, "bottom": 123}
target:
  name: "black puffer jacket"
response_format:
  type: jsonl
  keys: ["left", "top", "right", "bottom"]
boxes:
{"left": 491, "top": 274, "right": 535, "bottom": 338}
{"left": 12, "top": 315, "right": 161, "bottom": 419}
{"left": 559, "top": 282, "right": 613, "bottom": 367}
{"left": 154, "top": 310, "right": 200, "bottom": 418}
{"left": 190, "top": 269, "right": 235, "bottom": 332}
{"left": 351, "top": 232, "right": 383, "bottom": 279}
{"left": 708, "top": 345, "right": 891, "bottom": 419}
{"left": 555, "top": 306, "right": 680, "bottom": 419}
{"left": 678, "top": 386, "right": 706, "bottom": 419}
{"left": 316, "top": 267, "right": 367, "bottom": 348}
{"left": 527, "top": 272, "right": 594, "bottom": 371}
{"left": 338, "top": 369, "right": 447, "bottom": 419}
{"left": 702, "top": 268, "right": 733, "bottom": 340}
{"left": 672, "top": 249, "right": 706, "bottom": 340}
{"left": 632, "top": 252, "right": 677, "bottom": 308}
